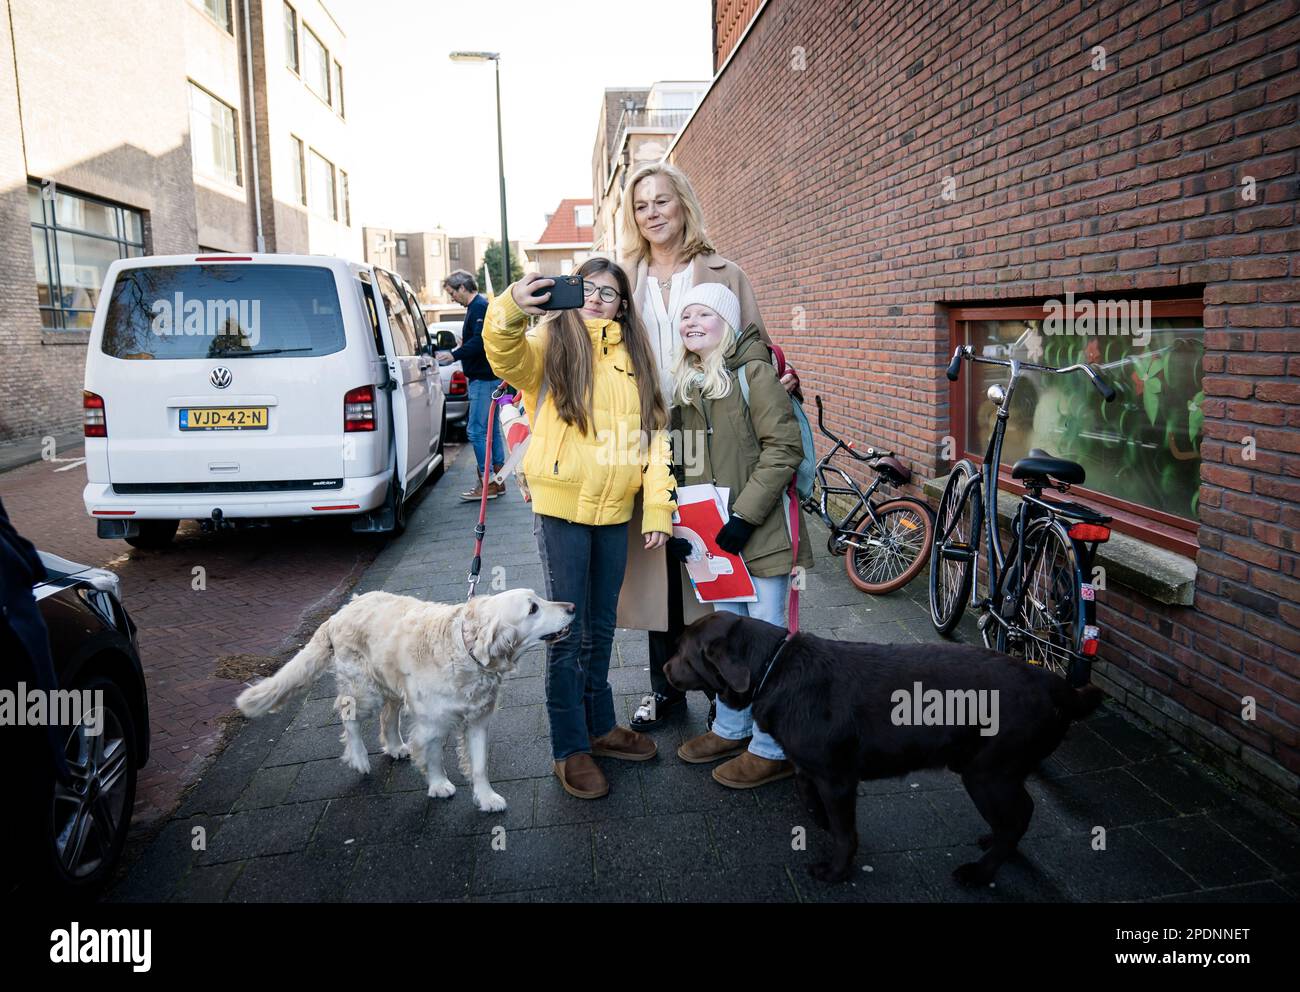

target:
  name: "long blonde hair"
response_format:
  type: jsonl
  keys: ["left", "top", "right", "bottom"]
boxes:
{"left": 619, "top": 163, "right": 715, "bottom": 270}
{"left": 672, "top": 317, "right": 738, "bottom": 408}
{"left": 538, "top": 257, "right": 667, "bottom": 437}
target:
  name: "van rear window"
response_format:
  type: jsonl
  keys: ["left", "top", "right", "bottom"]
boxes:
{"left": 101, "top": 264, "right": 347, "bottom": 360}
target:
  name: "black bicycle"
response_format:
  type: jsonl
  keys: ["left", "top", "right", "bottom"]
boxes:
{"left": 804, "top": 395, "right": 933, "bottom": 595}
{"left": 929, "top": 346, "right": 1116, "bottom": 686}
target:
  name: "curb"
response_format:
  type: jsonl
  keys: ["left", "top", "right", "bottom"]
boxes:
{"left": 0, "top": 430, "right": 85, "bottom": 475}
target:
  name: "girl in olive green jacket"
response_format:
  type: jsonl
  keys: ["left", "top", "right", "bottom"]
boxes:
{"left": 670, "top": 282, "right": 813, "bottom": 789}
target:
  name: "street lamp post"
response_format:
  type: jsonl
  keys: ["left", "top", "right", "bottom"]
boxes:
{"left": 450, "top": 51, "right": 509, "bottom": 292}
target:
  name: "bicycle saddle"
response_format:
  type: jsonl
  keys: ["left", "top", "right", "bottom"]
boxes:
{"left": 1012, "top": 448, "right": 1085, "bottom": 485}
{"left": 871, "top": 455, "right": 912, "bottom": 485}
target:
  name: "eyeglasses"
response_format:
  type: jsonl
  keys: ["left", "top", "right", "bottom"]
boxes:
{"left": 582, "top": 281, "right": 620, "bottom": 304}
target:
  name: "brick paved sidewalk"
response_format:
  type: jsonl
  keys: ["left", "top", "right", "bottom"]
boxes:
{"left": 108, "top": 448, "right": 1300, "bottom": 902}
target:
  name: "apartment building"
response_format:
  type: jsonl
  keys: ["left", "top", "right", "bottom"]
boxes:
{"left": 362, "top": 226, "right": 451, "bottom": 303}
{"left": 591, "top": 81, "right": 707, "bottom": 255}
{"left": 0, "top": 0, "right": 358, "bottom": 443}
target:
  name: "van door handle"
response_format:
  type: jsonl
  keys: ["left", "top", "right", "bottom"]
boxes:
{"left": 418, "top": 358, "right": 433, "bottom": 371}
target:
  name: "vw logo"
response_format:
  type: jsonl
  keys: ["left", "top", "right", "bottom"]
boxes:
{"left": 210, "top": 367, "right": 233, "bottom": 389}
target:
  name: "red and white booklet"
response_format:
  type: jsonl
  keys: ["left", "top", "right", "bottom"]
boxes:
{"left": 672, "top": 484, "right": 757, "bottom": 604}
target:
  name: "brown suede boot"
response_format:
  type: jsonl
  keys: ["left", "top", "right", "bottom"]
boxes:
{"left": 712, "top": 751, "right": 795, "bottom": 789}
{"left": 589, "top": 725, "right": 657, "bottom": 761}
{"left": 554, "top": 752, "right": 609, "bottom": 799}
{"left": 676, "top": 731, "right": 751, "bottom": 765}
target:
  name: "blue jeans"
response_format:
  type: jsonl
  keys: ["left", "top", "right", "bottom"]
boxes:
{"left": 467, "top": 377, "right": 506, "bottom": 477}
{"left": 533, "top": 513, "right": 630, "bottom": 760}
{"left": 713, "top": 574, "right": 789, "bottom": 760}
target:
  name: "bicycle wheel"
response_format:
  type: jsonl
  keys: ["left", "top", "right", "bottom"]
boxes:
{"left": 997, "top": 517, "right": 1087, "bottom": 684}
{"left": 929, "top": 460, "right": 981, "bottom": 635}
{"left": 845, "top": 498, "right": 934, "bottom": 594}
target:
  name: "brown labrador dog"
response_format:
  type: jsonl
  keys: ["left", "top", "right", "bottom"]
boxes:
{"left": 664, "top": 612, "right": 1103, "bottom": 884}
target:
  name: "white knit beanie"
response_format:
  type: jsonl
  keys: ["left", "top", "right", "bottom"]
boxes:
{"left": 680, "top": 282, "right": 741, "bottom": 332}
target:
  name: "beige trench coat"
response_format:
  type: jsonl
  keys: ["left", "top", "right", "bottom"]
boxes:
{"left": 615, "top": 251, "right": 776, "bottom": 631}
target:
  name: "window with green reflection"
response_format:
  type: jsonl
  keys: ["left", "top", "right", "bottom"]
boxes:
{"left": 959, "top": 308, "right": 1204, "bottom": 522}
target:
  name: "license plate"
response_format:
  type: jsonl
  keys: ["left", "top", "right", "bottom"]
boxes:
{"left": 180, "top": 407, "right": 269, "bottom": 431}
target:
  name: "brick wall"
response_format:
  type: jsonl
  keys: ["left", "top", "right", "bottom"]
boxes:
{"left": 673, "top": 0, "right": 1300, "bottom": 806}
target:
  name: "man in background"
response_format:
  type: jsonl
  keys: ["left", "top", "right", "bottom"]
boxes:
{"left": 440, "top": 270, "right": 507, "bottom": 501}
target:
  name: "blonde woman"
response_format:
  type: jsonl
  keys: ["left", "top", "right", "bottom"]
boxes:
{"left": 483, "top": 258, "right": 675, "bottom": 800}
{"left": 615, "top": 162, "right": 801, "bottom": 732}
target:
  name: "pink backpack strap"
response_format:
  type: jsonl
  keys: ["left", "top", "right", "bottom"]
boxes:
{"left": 787, "top": 482, "right": 800, "bottom": 634}
{"left": 770, "top": 342, "right": 788, "bottom": 376}
{"left": 769, "top": 342, "right": 800, "bottom": 634}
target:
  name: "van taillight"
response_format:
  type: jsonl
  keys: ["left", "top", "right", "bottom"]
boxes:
{"left": 344, "top": 385, "right": 376, "bottom": 432}
{"left": 84, "top": 391, "right": 107, "bottom": 437}
{"left": 449, "top": 370, "right": 468, "bottom": 397}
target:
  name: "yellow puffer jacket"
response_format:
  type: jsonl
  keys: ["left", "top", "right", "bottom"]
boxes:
{"left": 483, "top": 287, "right": 676, "bottom": 535}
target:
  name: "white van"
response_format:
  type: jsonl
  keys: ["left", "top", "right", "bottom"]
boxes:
{"left": 82, "top": 253, "right": 446, "bottom": 547}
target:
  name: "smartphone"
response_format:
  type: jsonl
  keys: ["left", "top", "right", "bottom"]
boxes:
{"left": 536, "top": 274, "right": 584, "bottom": 311}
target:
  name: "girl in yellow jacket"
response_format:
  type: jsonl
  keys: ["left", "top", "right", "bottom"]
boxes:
{"left": 483, "top": 259, "right": 676, "bottom": 800}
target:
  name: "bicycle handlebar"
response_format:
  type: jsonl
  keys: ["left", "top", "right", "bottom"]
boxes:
{"left": 945, "top": 345, "right": 1116, "bottom": 402}
{"left": 945, "top": 349, "right": 964, "bottom": 381}
{"left": 812, "top": 394, "right": 889, "bottom": 461}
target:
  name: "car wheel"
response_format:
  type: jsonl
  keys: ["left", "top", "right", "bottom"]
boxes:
{"left": 124, "top": 519, "right": 179, "bottom": 549}
{"left": 42, "top": 676, "right": 138, "bottom": 899}
{"left": 388, "top": 471, "right": 407, "bottom": 537}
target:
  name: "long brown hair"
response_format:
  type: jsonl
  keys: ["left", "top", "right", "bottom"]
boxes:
{"left": 539, "top": 257, "right": 667, "bottom": 439}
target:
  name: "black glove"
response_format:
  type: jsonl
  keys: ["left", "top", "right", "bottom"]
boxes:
{"left": 666, "top": 537, "right": 693, "bottom": 563}
{"left": 715, "top": 515, "right": 756, "bottom": 555}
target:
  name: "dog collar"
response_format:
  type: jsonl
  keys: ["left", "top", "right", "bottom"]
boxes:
{"left": 455, "top": 614, "right": 479, "bottom": 665}
{"left": 751, "top": 633, "right": 794, "bottom": 703}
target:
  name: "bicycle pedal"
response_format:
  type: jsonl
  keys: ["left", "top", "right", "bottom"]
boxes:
{"left": 941, "top": 543, "right": 975, "bottom": 563}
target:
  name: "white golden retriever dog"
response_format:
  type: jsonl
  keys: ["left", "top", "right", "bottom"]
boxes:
{"left": 235, "top": 588, "right": 573, "bottom": 811}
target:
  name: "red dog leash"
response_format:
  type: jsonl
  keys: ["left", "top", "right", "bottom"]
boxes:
{"left": 467, "top": 382, "right": 509, "bottom": 600}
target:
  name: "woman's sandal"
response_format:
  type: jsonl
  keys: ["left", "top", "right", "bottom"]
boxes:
{"left": 630, "top": 691, "right": 686, "bottom": 731}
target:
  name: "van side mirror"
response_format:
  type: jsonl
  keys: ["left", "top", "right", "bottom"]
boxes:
{"left": 434, "top": 330, "right": 457, "bottom": 351}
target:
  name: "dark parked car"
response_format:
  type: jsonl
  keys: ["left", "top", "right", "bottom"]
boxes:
{"left": 2, "top": 551, "right": 148, "bottom": 899}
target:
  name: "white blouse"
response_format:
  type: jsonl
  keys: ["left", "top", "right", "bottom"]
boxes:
{"left": 638, "top": 260, "right": 694, "bottom": 405}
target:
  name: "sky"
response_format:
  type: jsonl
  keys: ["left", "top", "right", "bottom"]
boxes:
{"left": 335, "top": 0, "right": 714, "bottom": 247}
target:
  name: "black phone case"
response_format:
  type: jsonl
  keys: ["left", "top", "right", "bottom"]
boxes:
{"left": 537, "top": 274, "right": 584, "bottom": 310}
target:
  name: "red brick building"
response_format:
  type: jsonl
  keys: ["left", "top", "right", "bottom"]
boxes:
{"left": 526, "top": 198, "right": 595, "bottom": 276}
{"left": 670, "top": 0, "right": 1299, "bottom": 811}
